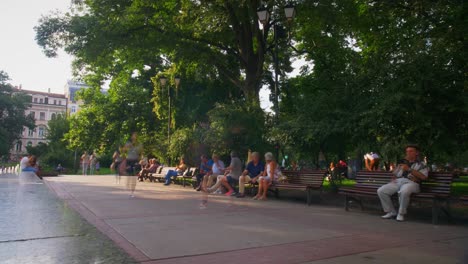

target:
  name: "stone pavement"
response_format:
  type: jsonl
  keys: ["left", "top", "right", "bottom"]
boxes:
{"left": 41, "top": 175, "right": 468, "bottom": 264}
{"left": 0, "top": 173, "right": 137, "bottom": 264}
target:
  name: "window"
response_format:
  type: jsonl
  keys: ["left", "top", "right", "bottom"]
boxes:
{"left": 71, "top": 106, "right": 76, "bottom": 113}
{"left": 27, "top": 141, "right": 32, "bottom": 147}
{"left": 33, "top": 98, "right": 38, "bottom": 103}
{"left": 28, "top": 129, "right": 34, "bottom": 137}
{"left": 38, "top": 127, "right": 45, "bottom": 137}
{"left": 44, "top": 98, "right": 48, "bottom": 104}
{"left": 29, "top": 111, "right": 35, "bottom": 119}
{"left": 39, "top": 98, "right": 43, "bottom": 104}
{"left": 39, "top": 112, "right": 45, "bottom": 120}
{"left": 54, "top": 100, "right": 57, "bottom": 105}
{"left": 15, "top": 141, "right": 22, "bottom": 152}
{"left": 51, "top": 113, "right": 56, "bottom": 119}
{"left": 58, "top": 100, "right": 62, "bottom": 105}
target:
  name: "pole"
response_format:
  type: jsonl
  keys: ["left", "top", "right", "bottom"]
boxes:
{"left": 274, "top": 21, "right": 280, "bottom": 160}
{"left": 167, "top": 86, "right": 171, "bottom": 165}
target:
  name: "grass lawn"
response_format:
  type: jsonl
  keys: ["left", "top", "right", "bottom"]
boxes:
{"left": 452, "top": 176, "right": 468, "bottom": 197}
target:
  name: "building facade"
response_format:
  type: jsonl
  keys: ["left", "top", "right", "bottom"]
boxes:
{"left": 10, "top": 88, "right": 67, "bottom": 160}
{"left": 64, "top": 80, "right": 88, "bottom": 115}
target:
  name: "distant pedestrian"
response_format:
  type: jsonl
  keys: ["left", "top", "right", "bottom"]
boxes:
{"left": 123, "top": 132, "right": 143, "bottom": 197}
{"left": 81, "top": 152, "right": 89, "bottom": 176}
{"left": 89, "top": 152, "right": 97, "bottom": 175}
{"left": 112, "top": 150, "right": 123, "bottom": 184}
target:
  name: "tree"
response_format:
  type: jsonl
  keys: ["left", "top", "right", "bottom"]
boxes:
{"left": 35, "top": 0, "right": 297, "bottom": 107}
{"left": 0, "top": 71, "right": 35, "bottom": 158}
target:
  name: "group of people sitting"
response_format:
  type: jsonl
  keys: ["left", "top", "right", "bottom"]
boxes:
{"left": 188, "top": 151, "right": 280, "bottom": 200}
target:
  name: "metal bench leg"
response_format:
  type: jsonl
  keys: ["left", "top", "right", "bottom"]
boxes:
{"left": 432, "top": 199, "right": 440, "bottom": 225}
{"left": 307, "top": 189, "right": 312, "bottom": 206}
{"left": 344, "top": 195, "right": 349, "bottom": 211}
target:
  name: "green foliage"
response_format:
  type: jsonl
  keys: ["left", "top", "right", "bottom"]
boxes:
{"left": 205, "top": 102, "right": 268, "bottom": 157}
{"left": 278, "top": 0, "right": 467, "bottom": 166}
{"left": 0, "top": 71, "right": 35, "bottom": 157}
{"left": 27, "top": 114, "right": 75, "bottom": 169}
{"left": 33, "top": 1, "right": 467, "bottom": 169}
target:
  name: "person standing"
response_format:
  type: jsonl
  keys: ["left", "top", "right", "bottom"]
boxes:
{"left": 89, "top": 152, "right": 97, "bottom": 175}
{"left": 377, "top": 144, "right": 428, "bottom": 222}
{"left": 112, "top": 150, "right": 123, "bottom": 184}
{"left": 81, "top": 152, "right": 89, "bottom": 176}
{"left": 123, "top": 132, "right": 143, "bottom": 197}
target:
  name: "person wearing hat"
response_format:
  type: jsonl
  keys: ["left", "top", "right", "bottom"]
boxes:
{"left": 253, "top": 152, "right": 280, "bottom": 201}
{"left": 377, "top": 144, "right": 428, "bottom": 222}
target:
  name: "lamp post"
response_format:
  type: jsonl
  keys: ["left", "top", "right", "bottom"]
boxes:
{"left": 257, "top": 2, "right": 295, "bottom": 159}
{"left": 159, "top": 76, "right": 181, "bottom": 165}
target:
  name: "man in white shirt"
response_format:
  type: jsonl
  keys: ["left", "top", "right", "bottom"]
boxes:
{"left": 377, "top": 144, "right": 429, "bottom": 222}
{"left": 200, "top": 154, "right": 225, "bottom": 189}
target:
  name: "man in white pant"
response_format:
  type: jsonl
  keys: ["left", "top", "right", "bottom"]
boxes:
{"left": 377, "top": 144, "right": 428, "bottom": 222}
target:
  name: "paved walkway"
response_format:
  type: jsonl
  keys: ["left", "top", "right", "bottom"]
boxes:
{"left": 40, "top": 175, "right": 467, "bottom": 264}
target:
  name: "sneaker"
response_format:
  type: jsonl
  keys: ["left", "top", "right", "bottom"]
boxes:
{"left": 214, "top": 190, "right": 222, "bottom": 194}
{"left": 236, "top": 193, "right": 245, "bottom": 198}
{"left": 230, "top": 191, "right": 238, "bottom": 197}
{"left": 164, "top": 182, "right": 170, "bottom": 186}
{"left": 396, "top": 214, "right": 405, "bottom": 222}
{"left": 225, "top": 190, "right": 234, "bottom": 196}
{"left": 381, "top": 212, "right": 397, "bottom": 219}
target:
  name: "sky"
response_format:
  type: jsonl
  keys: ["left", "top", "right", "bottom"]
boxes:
{"left": 0, "top": 0, "right": 305, "bottom": 110}
{"left": 0, "top": 0, "right": 73, "bottom": 94}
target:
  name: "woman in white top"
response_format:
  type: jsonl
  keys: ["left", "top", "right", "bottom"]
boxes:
{"left": 253, "top": 152, "right": 280, "bottom": 201}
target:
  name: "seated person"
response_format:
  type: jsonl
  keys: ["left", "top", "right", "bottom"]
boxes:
{"left": 195, "top": 155, "right": 213, "bottom": 190}
{"left": 237, "top": 152, "right": 264, "bottom": 198}
{"left": 164, "top": 157, "right": 187, "bottom": 186}
{"left": 138, "top": 159, "right": 159, "bottom": 182}
{"left": 253, "top": 152, "right": 280, "bottom": 201}
{"left": 56, "top": 163, "right": 64, "bottom": 173}
{"left": 377, "top": 144, "right": 428, "bottom": 222}
{"left": 205, "top": 151, "right": 242, "bottom": 196}
{"left": 364, "top": 152, "right": 380, "bottom": 171}
{"left": 200, "top": 154, "right": 225, "bottom": 190}
{"left": 23, "top": 155, "right": 39, "bottom": 173}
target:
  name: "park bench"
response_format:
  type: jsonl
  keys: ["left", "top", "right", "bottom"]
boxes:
{"left": 148, "top": 166, "right": 174, "bottom": 182}
{"left": 339, "top": 171, "right": 454, "bottom": 224}
{"left": 269, "top": 169, "right": 327, "bottom": 206}
{"left": 460, "top": 195, "right": 468, "bottom": 206}
{"left": 175, "top": 167, "right": 197, "bottom": 187}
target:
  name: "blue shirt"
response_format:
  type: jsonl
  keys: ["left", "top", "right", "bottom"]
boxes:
{"left": 246, "top": 161, "right": 264, "bottom": 177}
{"left": 200, "top": 159, "right": 214, "bottom": 174}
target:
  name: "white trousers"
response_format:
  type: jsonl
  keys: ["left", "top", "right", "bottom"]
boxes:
{"left": 377, "top": 178, "right": 420, "bottom": 215}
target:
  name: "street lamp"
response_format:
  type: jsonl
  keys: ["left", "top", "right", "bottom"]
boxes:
{"left": 159, "top": 76, "right": 181, "bottom": 165}
{"left": 257, "top": 2, "right": 295, "bottom": 158}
